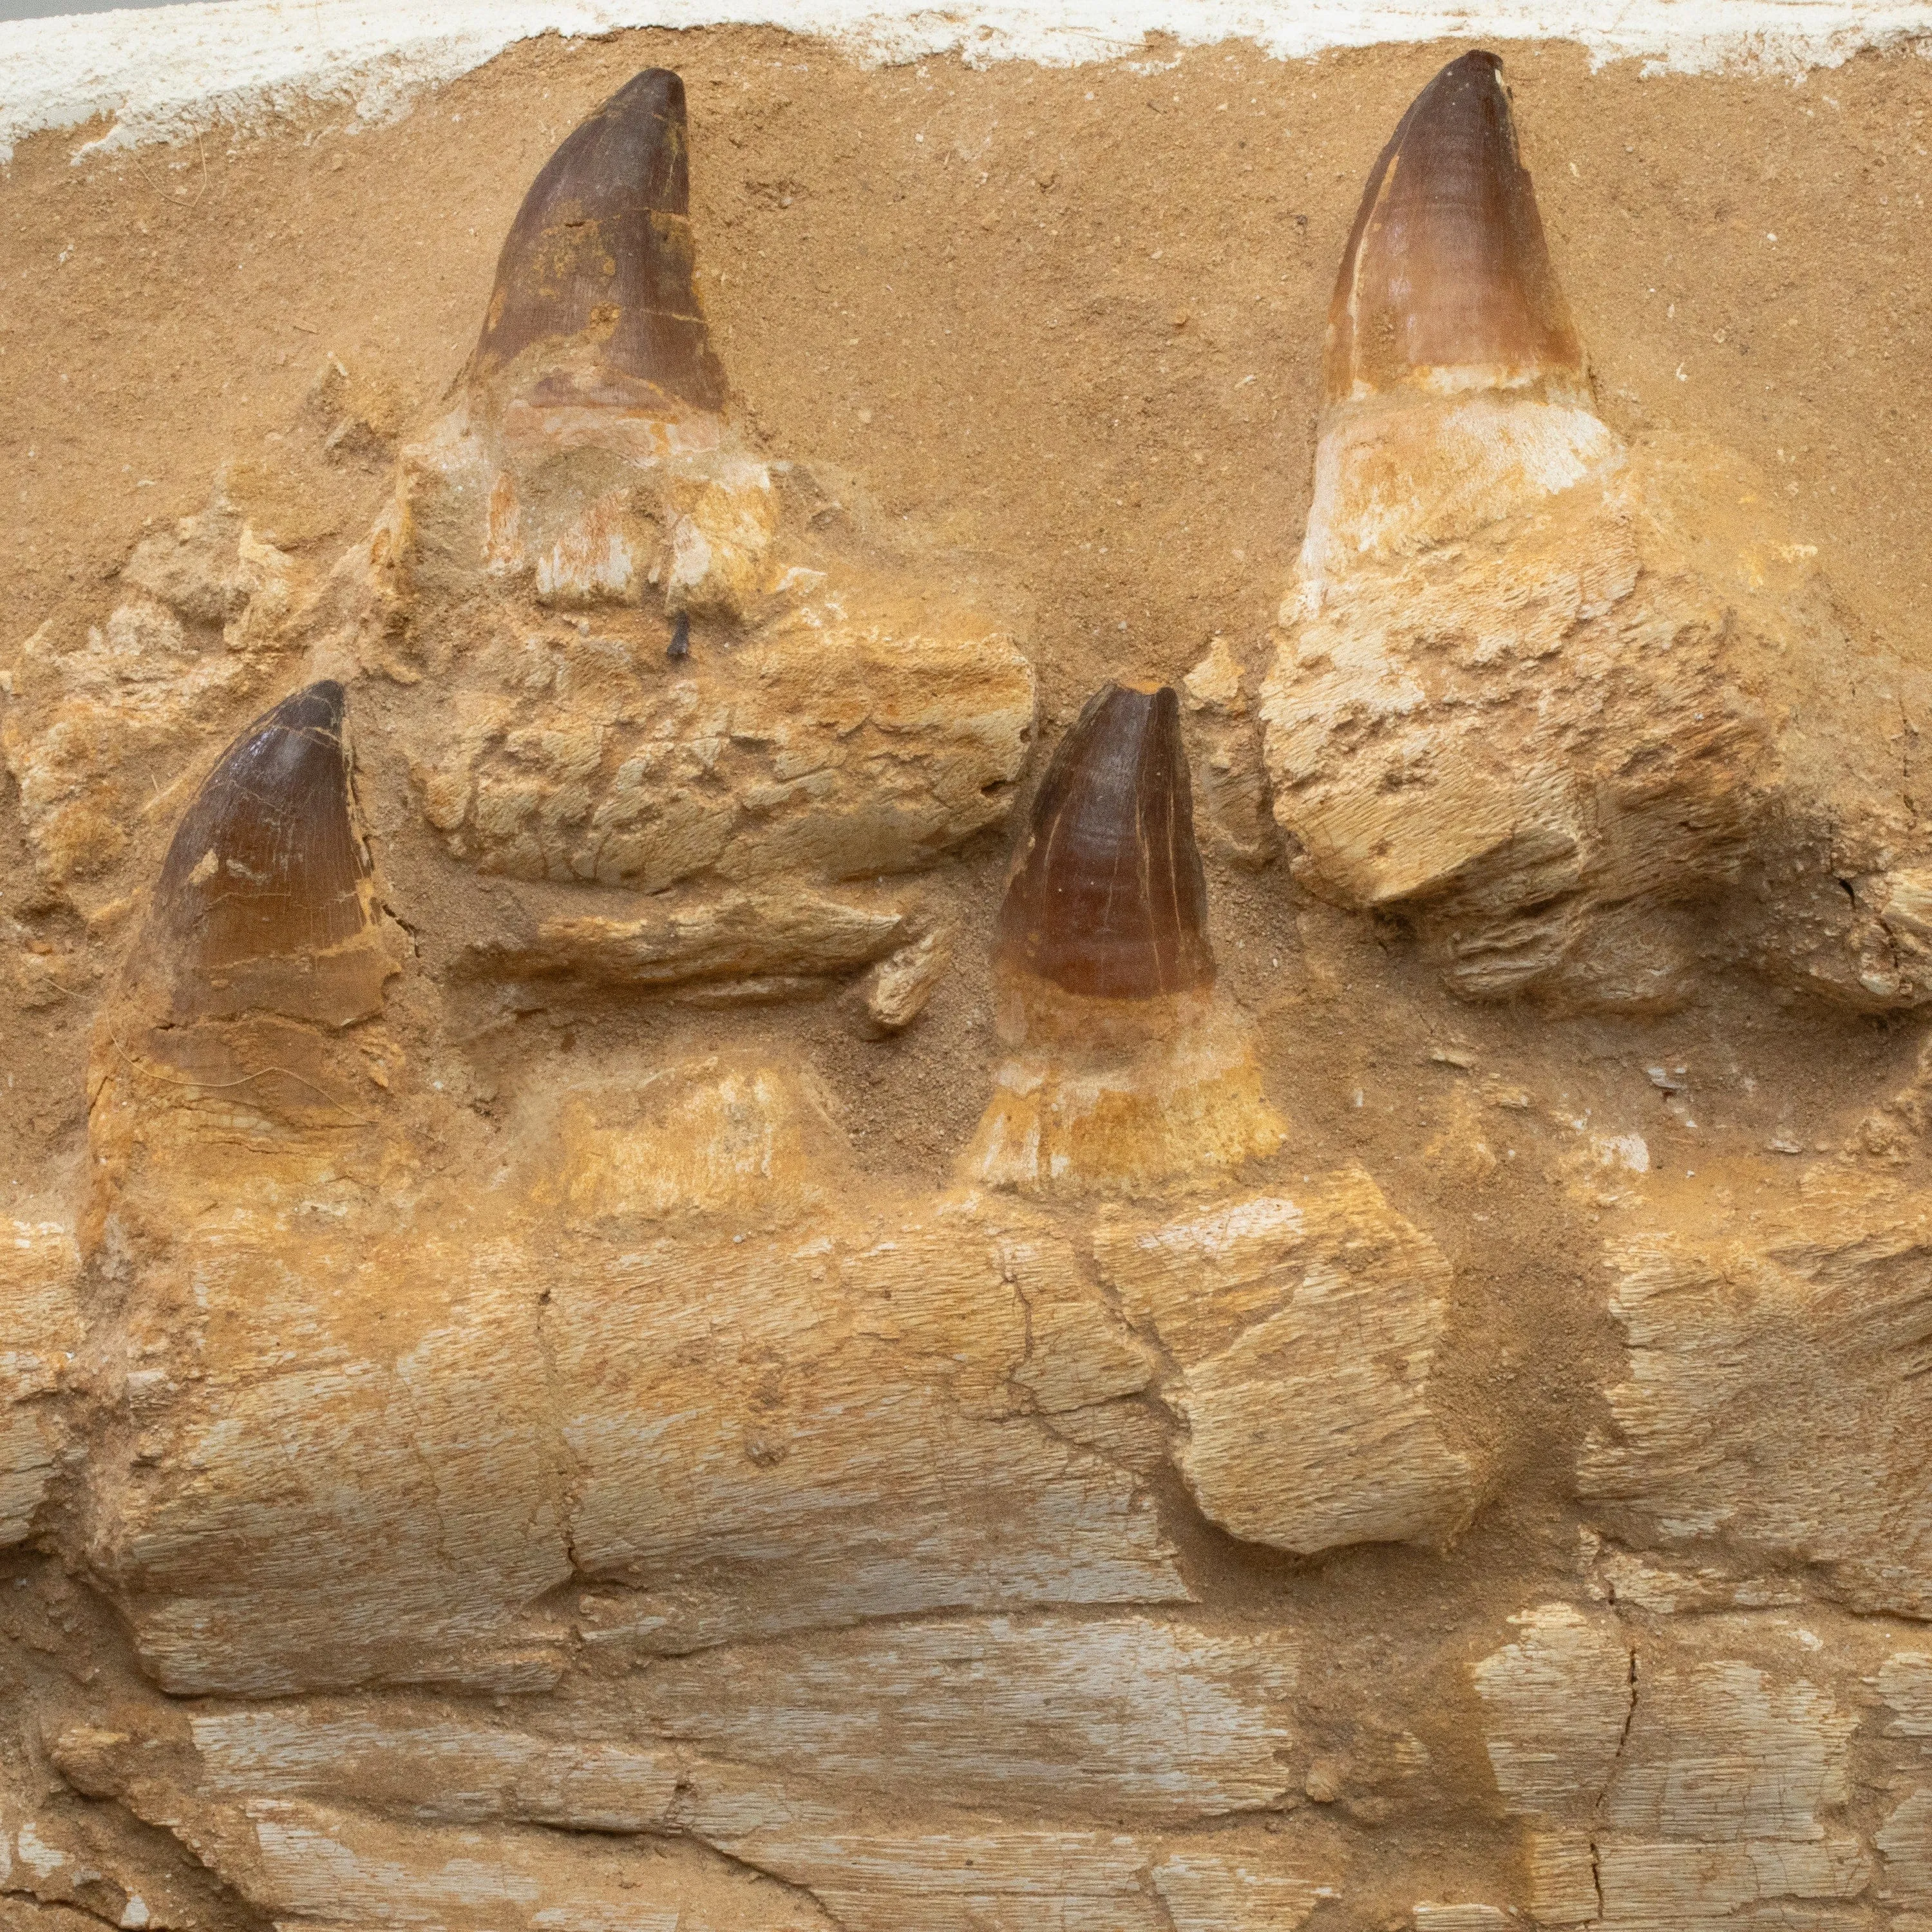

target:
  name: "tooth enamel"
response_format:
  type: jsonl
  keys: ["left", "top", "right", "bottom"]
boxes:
{"left": 469, "top": 67, "right": 725, "bottom": 421}
{"left": 1297, "top": 51, "right": 1621, "bottom": 593}
{"left": 996, "top": 681, "right": 1215, "bottom": 1003}
{"left": 1326, "top": 50, "right": 1584, "bottom": 407}
{"left": 966, "top": 681, "right": 1283, "bottom": 1197}
{"left": 143, "top": 680, "right": 400, "bottom": 1028}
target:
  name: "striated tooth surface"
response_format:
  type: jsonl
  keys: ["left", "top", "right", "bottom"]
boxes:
{"left": 1327, "top": 50, "right": 1584, "bottom": 404}
{"left": 997, "top": 682, "right": 1215, "bottom": 1002}
{"left": 969, "top": 681, "right": 1282, "bottom": 1197}
{"left": 469, "top": 66, "right": 726, "bottom": 414}
{"left": 150, "top": 680, "right": 393, "bottom": 1026}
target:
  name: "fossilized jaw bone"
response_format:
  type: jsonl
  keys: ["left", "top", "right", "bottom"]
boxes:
{"left": 469, "top": 65, "right": 726, "bottom": 431}
{"left": 1301, "top": 50, "right": 1619, "bottom": 589}
{"left": 137, "top": 681, "right": 399, "bottom": 1028}
{"left": 966, "top": 683, "right": 1283, "bottom": 1197}
{"left": 998, "top": 683, "right": 1215, "bottom": 1003}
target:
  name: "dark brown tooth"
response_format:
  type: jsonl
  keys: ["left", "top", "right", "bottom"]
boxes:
{"left": 149, "top": 681, "right": 392, "bottom": 1026}
{"left": 469, "top": 66, "right": 726, "bottom": 413}
{"left": 996, "top": 682, "right": 1215, "bottom": 1001}
{"left": 1325, "top": 50, "right": 1584, "bottom": 406}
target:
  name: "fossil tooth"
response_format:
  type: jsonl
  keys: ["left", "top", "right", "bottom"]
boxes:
{"left": 1287, "top": 51, "right": 1619, "bottom": 594}
{"left": 1327, "top": 50, "right": 1584, "bottom": 405}
{"left": 967, "top": 681, "right": 1283, "bottom": 1197}
{"left": 147, "top": 680, "right": 397, "bottom": 1027}
{"left": 996, "top": 682, "right": 1215, "bottom": 1002}
{"left": 469, "top": 66, "right": 726, "bottom": 416}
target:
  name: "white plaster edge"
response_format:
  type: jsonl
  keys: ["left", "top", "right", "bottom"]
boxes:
{"left": 2, "top": 0, "right": 1929, "bottom": 166}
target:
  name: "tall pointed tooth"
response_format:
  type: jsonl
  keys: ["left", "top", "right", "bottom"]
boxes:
{"left": 469, "top": 66, "right": 726, "bottom": 415}
{"left": 1325, "top": 50, "right": 1584, "bottom": 406}
{"left": 149, "top": 681, "right": 395, "bottom": 1026}
{"left": 996, "top": 682, "right": 1215, "bottom": 1001}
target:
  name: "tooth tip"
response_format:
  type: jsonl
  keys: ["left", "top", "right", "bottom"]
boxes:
{"left": 276, "top": 679, "right": 347, "bottom": 731}
{"left": 996, "top": 681, "right": 1216, "bottom": 1002}
{"left": 1325, "top": 48, "right": 1584, "bottom": 404}
{"left": 469, "top": 63, "right": 726, "bottom": 415}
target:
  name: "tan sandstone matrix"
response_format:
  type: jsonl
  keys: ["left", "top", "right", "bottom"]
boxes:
{"left": 5, "top": 30, "right": 1932, "bottom": 1932}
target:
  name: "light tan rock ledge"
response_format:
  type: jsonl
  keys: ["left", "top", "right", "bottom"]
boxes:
{"left": 2, "top": 0, "right": 1929, "bottom": 165}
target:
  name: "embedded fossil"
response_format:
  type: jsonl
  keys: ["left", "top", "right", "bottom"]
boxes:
{"left": 1236, "top": 49, "right": 1932, "bottom": 1012}
{"left": 466, "top": 67, "right": 727, "bottom": 420}
{"left": 6, "top": 39, "right": 1932, "bottom": 1932}
{"left": 1324, "top": 51, "right": 1584, "bottom": 407}
{"left": 359, "top": 65, "right": 1036, "bottom": 954}
{"left": 136, "top": 679, "right": 399, "bottom": 1028}
{"left": 88, "top": 679, "right": 409, "bottom": 1258}
{"left": 994, "top": 682, "right": 1215, "bottom": 1003}
{"left": 963, "top": 680, "right": 1284, "bottom": 1196}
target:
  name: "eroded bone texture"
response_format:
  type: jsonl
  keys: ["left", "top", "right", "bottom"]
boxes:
{"left": 0, "top": 1219, "right": 79, "bottom": 1550}
{"left": 1473, "top": 1605, "right": 1877, "bottom": 1929}
{"left": 50, "top": 1012, "right": 1425, "bottom": 1918}
{"left": 350, "top": 66, "right": 1036, "bottom": 999}
{"left": 3, "top": 498, "right": 303, "bottom": 902}
{"left": 1234, "top": 50, "right": 1932, "bottom": 1012}
{"left": 1579, "top": 1164, "right": 1932, "bottom": 1618}
{"left": 7, "top": 42, "right": 1932, "bottom": 1932}
{"left": 1093, "top": 1178, "right": 1477, "bottom": 1553}
{"left": 78, "top": 1022, "right": 1481, "bottom": 1690}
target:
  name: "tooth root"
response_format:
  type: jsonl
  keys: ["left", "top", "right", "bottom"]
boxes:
{"left": 148, "top": 680, "right": 395, "bottom": 1027}
{"left": 1326, "top": 50, "right": 1584, "bottom": 405}
{"left": 469, "top": 66, "right": 726, "bottom": 416}
{"left": 996, "top": 682, "right": 1216, "bottom": 1001}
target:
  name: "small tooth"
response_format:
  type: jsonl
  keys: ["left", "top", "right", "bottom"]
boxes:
{"left": 151, "top": 681, "right": 392, "bottom": 1025}
{"left": 469, "top": 66, "right": 726, "bottom": 414}
{"left": 997, "top": 682, "right": 1215, "bottom": 1000}
{"left": 1327, "top": 50, "right": 1584, "bottom": 404}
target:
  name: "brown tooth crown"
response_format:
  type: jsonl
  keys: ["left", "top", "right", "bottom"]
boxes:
{"left": 997, "top": 683, "right": 1216, "bottom": 1001}
{"left": 469, "top": 66, "right": 726, "bottom": 413}
{"left": 153, "top": 681, "right": 381, "bottom": 1024}
{"left": 1325, "top": 49, "right": 1584, "bottom": 404}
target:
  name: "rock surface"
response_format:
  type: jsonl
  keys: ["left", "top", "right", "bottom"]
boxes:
{"left": 5, "top": 33, "right": 1932, "bottom": 1932}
